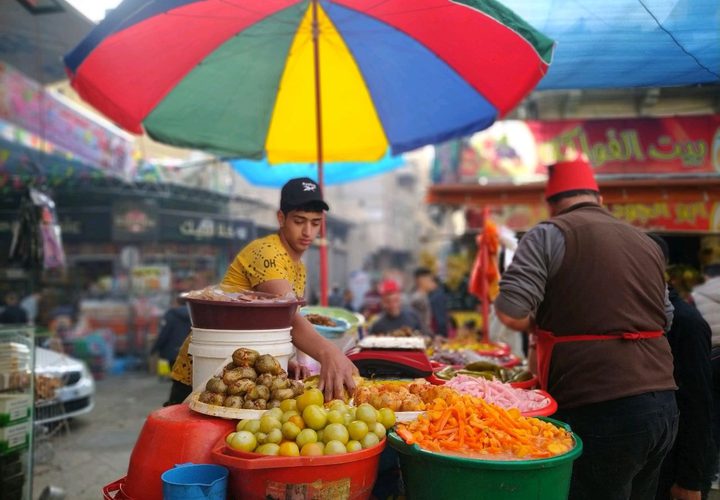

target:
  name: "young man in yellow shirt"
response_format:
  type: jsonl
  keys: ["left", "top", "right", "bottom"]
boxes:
{"left": 168, "top": 178, "right": 357, "bottom": 404}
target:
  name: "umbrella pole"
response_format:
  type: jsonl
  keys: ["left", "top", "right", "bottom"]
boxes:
{"left": 312, "top": 0, "right": 329, "bottom": 306}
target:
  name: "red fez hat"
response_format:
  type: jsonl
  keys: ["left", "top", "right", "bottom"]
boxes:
{"left": 545, "top": 160, "right": 599, "bottom": 200}
{"left": 379, "top": 279, "right": 401, "bottom": 296}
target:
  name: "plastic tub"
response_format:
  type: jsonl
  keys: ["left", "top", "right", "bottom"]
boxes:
{"left": 521, "top": 390, "right": 558, "bottom": 418}
{"left": 475, "top": 342, "right": 511, "bottom": 357}
{"left": 388, "top": 418, "right": 582, "bottom": 500}
{"left": 185, "top": 297, "right": 304, "bottom": 330}
{"left": 161, "top": 463, "right": 228, "bottom": 500}
{"left": 122, "top": 405, "right": 236, "bottom": 500}
{"left": 191, "top": 327, "right": 292, "bottom": 344}
{"left": 103, "top": 477, "right": 131, "bottom": 499}
{"left": 189, "top": 339, "right": 294, "bottom": 391}
{"left": 510, "top": 374, "right": 539, "bottom": 390}
{"left": 211, "top": 437, "right": 386, "bottom": 500}
{"left": 300, "top": 306, "right": 362, "bottom": 330}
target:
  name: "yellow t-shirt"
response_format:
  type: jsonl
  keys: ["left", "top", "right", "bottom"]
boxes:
{"left": 171, "top": 233, "right": 306, "bottom": 386}
{"left": 223, "top": 233, "right": 306, "bottom": 297}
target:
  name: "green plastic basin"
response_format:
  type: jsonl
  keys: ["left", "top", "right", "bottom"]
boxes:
{"left": 388, "top": 417, "right": 583, "bottom": 500}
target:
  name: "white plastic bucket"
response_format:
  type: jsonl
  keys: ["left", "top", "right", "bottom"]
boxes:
{"left": 191, "top": 327, "right": 291, "bottom": 344}
{"left": 189, "top": 328, "right": 294, "bottom": 391}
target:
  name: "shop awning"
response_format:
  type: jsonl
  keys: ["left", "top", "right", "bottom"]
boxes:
{"left": 0, "top": 135, "right": 107, "bottom": 191}
{"left": 502, "top": 0, "right": 720, "bottom": 89}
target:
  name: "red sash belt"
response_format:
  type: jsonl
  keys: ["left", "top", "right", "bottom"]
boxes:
{"left": 534, "top": 328, "right": 664, "bottom": 391}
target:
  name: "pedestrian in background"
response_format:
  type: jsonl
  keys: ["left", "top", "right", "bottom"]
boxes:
{"left": 650, "top": 234, "right": 714, "bottom": 500}
{"left": 361, "top": 280, "right": 383, "bottom": 321}
{"left": 342, "top": 288, "right": 355, "bottom": 312}
{"left": 495, "top": 160, "right": 677, "bottom": 500}
{"left": 370, "top": 279, "right": 425, "bottom": 335}
{"left": 328, "top": 285, "right": 344, "bottom": 308}
{"left": 152, "top": 294, "right": 191, "bottom": 368}
{"left": 692, "top": 260, "right": 720, "bottom": 494}
{"left": 0, "top": 292, "right": 28, "bottom": 325}
{"left": 411, "top": 268, "right": 449, "bottom": 337}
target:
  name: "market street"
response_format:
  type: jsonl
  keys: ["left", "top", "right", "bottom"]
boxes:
{"left": 32, "top": 372, "right": 169, "bottom": 499}
{"left": 30, "top": 369, "right": 720, "bottom": 500}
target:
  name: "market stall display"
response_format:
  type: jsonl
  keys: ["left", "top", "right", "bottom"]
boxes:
{"left": 212, "top": 435, "right": 385, "bottom": 500}
{"left": 196, "top": 349, "right": 303, "bottom": 410}
{"left": 353, "top": 378, "right": 554, "bottom": 419}
{"left": 437, "top": 339, "right": 511, "bottom": 357}
{"left": 190, "top": 349, "right": 303, "bottom": 419}
{"left": 389, "top": 394, "right": 580, "bottom": 498}
{"left": 445, "top": 376, "right": 555, "bottom": 416}
{"left": 205, "top": 390, "right": 396, "bottom": 499}
{"left": 389, "top": 393, "right": 579, "bottom": 499}
{"left": 389, "top": 421, "right": 582, "bottom": 500}
{"left": 225, "top": 398, "right": 395, "bottom": 457}
{"left": 189, "top": 327, "right": 294, "bottom": 391}
{"left": 434, "top": 362, "right": 534, "bottom": 385}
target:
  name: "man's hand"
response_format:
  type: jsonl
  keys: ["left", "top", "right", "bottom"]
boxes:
{"left": 288, "top": 358, "right": 312, "bottom": 380}
{"left": 670, "top": 484, "right": 701, "bottom": 500}
{"left": 317, "top": 348, "right": 358, "bottom": 401}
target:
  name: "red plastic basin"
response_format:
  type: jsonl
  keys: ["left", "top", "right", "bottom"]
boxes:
{"left": 509, "top": 374, "right": 539, "bottom": 390}
{"left": 123, "top": 404, "right": 236, "bottom": 500}
{"left": 186, "top": 297, "right": 305, "bottom": 330}
{"left": 521, "top": 390, "right": 558, "bottom": 418}
{"left": 102, "top": 477, "right": 131, "bottom": 499}
{"left": 211, "top": 437, "right": 386, "bottom": 500}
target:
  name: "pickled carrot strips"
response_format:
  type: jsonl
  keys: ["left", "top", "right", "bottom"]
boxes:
{"left": 397, "top": 392, "right": 573, "bottom": 460}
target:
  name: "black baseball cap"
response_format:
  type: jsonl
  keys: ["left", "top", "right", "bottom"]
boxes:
{"left": 280, "top": 177, "right": 329, "bottom": 212}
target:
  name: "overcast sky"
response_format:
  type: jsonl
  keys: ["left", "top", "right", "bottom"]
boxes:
{"left": 66, "top": 0, "right": 122, "bottom": 22}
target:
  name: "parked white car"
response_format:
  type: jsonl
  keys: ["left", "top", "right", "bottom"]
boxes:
{"left": 35, "top": 347, "right": 95, "bottom": 424}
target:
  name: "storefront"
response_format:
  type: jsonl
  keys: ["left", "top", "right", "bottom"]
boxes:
{"left": 428, "top": 115, "right": 720, "bottom": 299}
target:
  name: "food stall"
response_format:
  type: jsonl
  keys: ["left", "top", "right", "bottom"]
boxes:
{"left": 103, "top": 285, "right": 578, "bottom": 500}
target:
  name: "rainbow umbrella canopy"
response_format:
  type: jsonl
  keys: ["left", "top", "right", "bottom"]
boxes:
{"left": 64, "top": 0, "right": 553, "bottom": 302}
{"left": 64, "top": 0, "right": 553, "bottom": 162}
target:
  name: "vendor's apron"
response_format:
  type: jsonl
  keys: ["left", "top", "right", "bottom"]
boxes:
{"left": 534, "top": 328, "right": 664, "bottom": 391}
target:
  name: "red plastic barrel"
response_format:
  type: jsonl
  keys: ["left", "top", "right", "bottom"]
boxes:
{"left": 123, "top": 404, "right": 235, "bottom": 500}
{"left": 211, "top": 437, "right": 385, "bottom": 500}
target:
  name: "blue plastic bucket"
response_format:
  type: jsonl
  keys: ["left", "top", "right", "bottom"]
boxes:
{"left": 161, "top": 463, "right": 228, "bottom": 500}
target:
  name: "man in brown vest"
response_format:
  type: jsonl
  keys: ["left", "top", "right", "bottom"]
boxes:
{"left": 495, "top": 160, "right": 678, "bottom": 500}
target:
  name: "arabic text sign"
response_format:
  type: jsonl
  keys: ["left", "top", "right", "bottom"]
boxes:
{"left": 159, "top": 211, "right": 255, "bottom": 245}
{"left": 608, "top": 201, "right": 720, "bottom": 232}
{"left": 529, "top": 115, "right": 720, "bottom": 175}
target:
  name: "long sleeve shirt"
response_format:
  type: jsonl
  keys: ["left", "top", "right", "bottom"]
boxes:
{"left": 665, "top": 287, "right": 714, "bottom": 491}
{"left": 495, "top": 223, "right": 674, "bottom": 330}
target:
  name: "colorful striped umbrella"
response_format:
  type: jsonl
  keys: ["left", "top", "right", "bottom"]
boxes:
{"left": 64, "top": 0, "right": 553, "bottom": 302}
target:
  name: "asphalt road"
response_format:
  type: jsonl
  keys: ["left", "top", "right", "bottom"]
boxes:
{"left": 32, "top": 372, "right": 169, "bottom": 499}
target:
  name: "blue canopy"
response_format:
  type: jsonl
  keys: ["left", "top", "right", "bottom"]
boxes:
{"left": 229, "top": 154, "right": 405, "bottom": 188}
{"left": 503, "top": 0, "right": 720, "bottom": 89}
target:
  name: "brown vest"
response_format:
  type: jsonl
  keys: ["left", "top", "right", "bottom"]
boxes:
{"left": 536, "top": 203, "right": 676, "bottom": 408}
